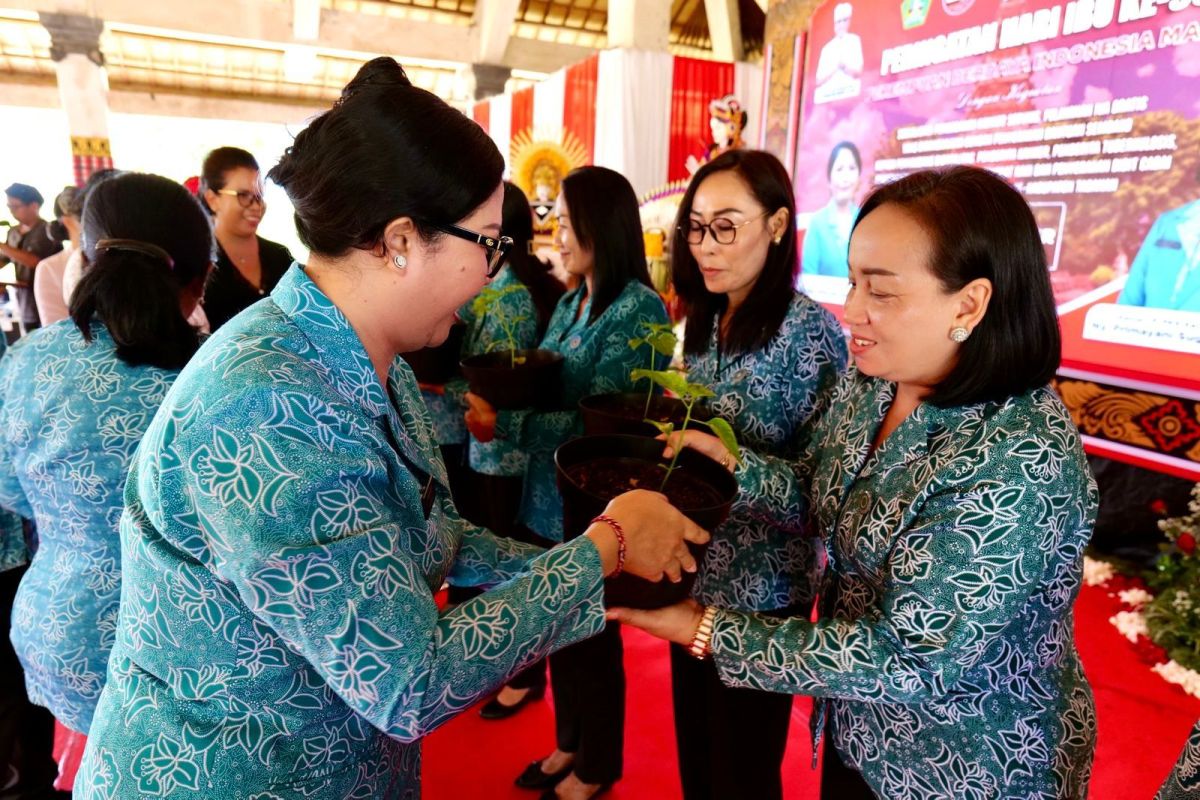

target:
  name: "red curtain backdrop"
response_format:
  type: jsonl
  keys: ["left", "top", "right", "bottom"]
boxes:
{"left": 667, "top": 57, "right": 735, "bottom": 183}
{"left": 472, "top": 100, "right": 490, "bottom": 132}
{"left": 510, "top": 85, "right": 535, "bottom": 141}
{"left": 563, "top": 54, "right": 599, "bottom": 163}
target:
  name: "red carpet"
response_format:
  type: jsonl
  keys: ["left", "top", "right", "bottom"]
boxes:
{"left": 424, "top": 583, "right": 1200, "bottom": 798}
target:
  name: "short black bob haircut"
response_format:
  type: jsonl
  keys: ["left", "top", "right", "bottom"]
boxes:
{"left": 671, "top": 149, "right": 797, "bottom": 357}
{"left": 854, "top": 166, "right": 1061, "bottom": 408}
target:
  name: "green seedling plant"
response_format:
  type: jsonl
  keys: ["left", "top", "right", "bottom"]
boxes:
{"left": 629, "top": 368, "right": 741, "bottom": 492}
{"left": 628, "top": 321, "right": 678, "bottom": 418}
{"left": 471, "top": 284, "right": 531, "bottom": 367}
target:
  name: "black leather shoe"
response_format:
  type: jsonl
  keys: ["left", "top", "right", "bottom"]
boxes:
{"left": 480, "top": 685, "right": 545, "bottom": 720}
{"left": 515, "top": 758, "right": 572, "bottom": 790}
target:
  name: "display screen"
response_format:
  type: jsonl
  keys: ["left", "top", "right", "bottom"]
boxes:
{"left": 793, "top": 0, "right": 1200, "bottom": 391}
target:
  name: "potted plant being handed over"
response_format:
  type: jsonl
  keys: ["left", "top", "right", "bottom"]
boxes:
{"left": 578, "top": 321, "right": 708, "bottom": 436}
{"left": 556, "top": 368, "right": 740, "bottom": 609}
{"left": 460, "top": 284, "right": 564, "bottom": 409}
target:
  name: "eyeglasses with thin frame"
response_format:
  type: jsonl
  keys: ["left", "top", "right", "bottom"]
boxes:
{"left": 682, "top": 211, "right": 769, "bottom": 245}
{"left": 435, "top": 223, "right": 513, "bottom": 278}
{"left": 217, "top": 189, "right": 266, "bottom": 209}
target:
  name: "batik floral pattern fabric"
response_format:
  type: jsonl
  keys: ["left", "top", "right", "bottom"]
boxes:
{"left": 710, "top": 369, "right": 1099, "bottom": 798}
{"left": 0, "top": 320, "right": 177, "bottom": 733}
{"left": 496, "top": 280, "right": 668, "bottom": 542}
{"left": 75, "top": 264, "right": 606, "bottom": 799}
{"left": 686, "top": 292, "right": 846, "bottom": 613}
{"left": 422, "top": 265, "right": 537, "bottom": 482}
{"left": 1157, "top": 720, "right": 1200, "bottom": 800}
{"left": 0, "top": 332, "right": 29, "bottom": 573}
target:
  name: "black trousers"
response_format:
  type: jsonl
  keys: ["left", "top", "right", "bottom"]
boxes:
{"left": 476, "top": 473, "right": 524, "bottom": 539}
{"left": 669, "top": 643, "right": 793, "bottom": 800}
{"left": 549, "top": 620, "right": 625, "bottom": 785}
{"left": 820, "top": 720, "right": 876, "bottom": 799}
{"left": 0, "top": 565, "right": 61, "bottom": 799}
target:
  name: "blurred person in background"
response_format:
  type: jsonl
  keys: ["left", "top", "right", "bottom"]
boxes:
{"left": 0, "top": 172, "right": 212, "bottom": 794}
{"left": 2, "top": 183, "right": 61, "bottom": 335}
{"left": 199, "top": 147, "right": 293, "bottom": 331}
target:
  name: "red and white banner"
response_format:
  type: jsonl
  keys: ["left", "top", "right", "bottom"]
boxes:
{"left": 473, "top": 49, "right": 763, "bottom": 198}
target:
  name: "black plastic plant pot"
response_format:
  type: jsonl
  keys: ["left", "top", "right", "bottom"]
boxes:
{"left": 401, "top": 321, "right": 466, "bottom": 385}
{"left": 460, "top": 349, "right": 565, "bottom": 410}
{"left": 555, "top": 434, "right": 737, "bottom": 610}
{"left": 578, "top": 392, "right": 711, "bottom": 437}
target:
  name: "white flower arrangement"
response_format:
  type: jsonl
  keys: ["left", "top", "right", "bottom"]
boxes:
{"left": 1083, "top": 556, "right": 1115, "bottom": 587}
{"left": 1152, "top": 660, "right": 1200, "bottom": 699}
{"left": 1088, "top": 555, "right": 1200, "bottom": 700}
{"left": 1110, "top": 610, "right": 1150, "bottom": 643}
{"left": 1117, "top": 588, "right": 1154, "bottom": 610}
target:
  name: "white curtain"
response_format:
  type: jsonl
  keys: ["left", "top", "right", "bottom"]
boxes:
{"left": 734, "top": 61, "right": 764, "bottom": 153}
{"left": 486, "top": 92, "right": 513, "bottom": 176}
{"left": 593, "top": 49, "right": 673, "bottom": 198}
{"left": 532, "top": 67, "right": 566, "bottom": 143}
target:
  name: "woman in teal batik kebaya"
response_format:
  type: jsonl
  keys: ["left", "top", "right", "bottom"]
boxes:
{"left": 466, "top": 166, "right": 669, "bottom": 800}
{"left": 0, "top": 173, "right": 211, "bottom": 745}
{"left": 421, "top": 181, "right": 563, "bottom": 542}
{"left": 461, "top": 182, "right": 565, "bottom": 522}
{"left": 75, "top": 58, "right": 706, "bottom": 800}
{"left": 417, "top": 239, "right": 538, "bottom": 527}
{"left": 614, "top": 166, "right": 1098, "bottom": 799}
{"left": 460, "top": 182, "right": 567, "bottom": 721}
{"left": 668, "top": 150, "right": 847, "bottom": 800}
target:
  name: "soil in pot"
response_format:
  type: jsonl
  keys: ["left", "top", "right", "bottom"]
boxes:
{"left": 555, "top": 435, "right": 737, "bottom": 609}
{"left": 460, "top": 349, "right": 564, "bottom": 410}
{"left": 566, "top": 458, "right": 722, "bottom": 510}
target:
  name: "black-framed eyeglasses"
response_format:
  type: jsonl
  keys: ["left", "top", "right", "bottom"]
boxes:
{"left": 682, "top": 212, "right": 769, "bottom": 245}
{"left": 217, "top": 189, "right": 266, "bottom": 208}
{"left": 436, "top": 223, "right": 513, "bottom": 278}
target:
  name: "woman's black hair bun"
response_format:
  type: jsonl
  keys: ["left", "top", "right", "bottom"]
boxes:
{"left": 339, "top": 57, "right": 413, "bottom": 105}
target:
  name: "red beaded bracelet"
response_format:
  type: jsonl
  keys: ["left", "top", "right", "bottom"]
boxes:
{"left": 591, "top": 514, "right": 627, "bottom": 577}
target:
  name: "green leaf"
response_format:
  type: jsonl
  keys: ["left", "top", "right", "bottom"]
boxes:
{"left": 631, "top": 368, "right": 692, "bottom": 398}
{"left": 647, "top": 330, "right": 678, "bottom": 357}
{"left": 699, "top": 417, "right": 741, "bottom": 464}
{"left": 470, "top": 284, "right": 532, "bottom": 353}
{"left": 646, "top": 420, "right": 675, "bottom": 438}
